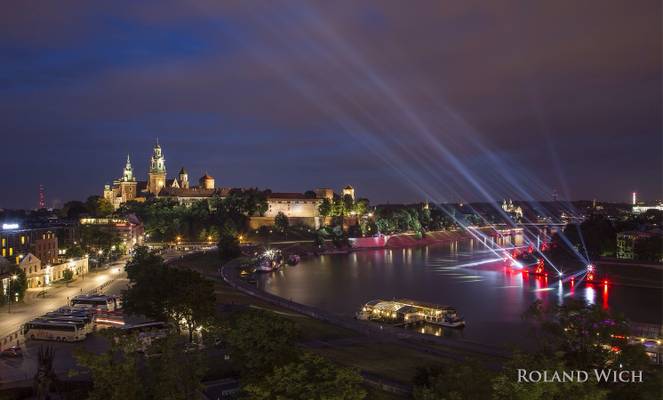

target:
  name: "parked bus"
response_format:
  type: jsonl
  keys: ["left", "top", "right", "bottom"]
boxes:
{"left": 40, "top": 314, "right": 94, "bottom": 333}
{"left": 45, "top": 311, "right": 93, "bottom": 324}
{"left": 23, "top": 320, "right": 86, "bottom": 342}
{"left": 34, "top": 317, "right": 88, "bottom": 334}
{"left": 70, "top": 295, "right": 119, "bottom": 312}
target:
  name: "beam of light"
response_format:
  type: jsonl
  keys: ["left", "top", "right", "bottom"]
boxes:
{"left": 445, "top": 257, "right": 503, "bottom": 269}
{"left": 532, "top": 287, "right": 555, "bottom": 292}
{"left": 238, "top": 4, "right": 591, "bottom": 267}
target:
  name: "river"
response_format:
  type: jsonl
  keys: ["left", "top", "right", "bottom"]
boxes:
{"left": 257, "top": 238, "right": 662, "bottom": 346}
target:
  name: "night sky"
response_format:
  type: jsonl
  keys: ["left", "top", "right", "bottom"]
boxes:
{"left": 1, "top": 1, "right": 660, "bottom": 209}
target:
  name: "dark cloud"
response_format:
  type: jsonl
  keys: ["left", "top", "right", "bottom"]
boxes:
{"left": 0, "top": 0, "right": 660, "bottom": 208}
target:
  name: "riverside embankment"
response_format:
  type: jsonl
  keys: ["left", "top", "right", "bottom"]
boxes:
{"left": 221, "top": 260, "right": 509, "bottom": 363}
{"left": 350, "top": 227, "right": 522, "bottom": 249}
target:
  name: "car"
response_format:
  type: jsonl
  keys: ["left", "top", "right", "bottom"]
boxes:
{"left": 1, "top": 346, "right": 23, "bottom": 358}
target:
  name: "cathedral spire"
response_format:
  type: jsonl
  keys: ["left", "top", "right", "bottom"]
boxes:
{"left": 123, "top": 154, "right": 134, "bottom": 181}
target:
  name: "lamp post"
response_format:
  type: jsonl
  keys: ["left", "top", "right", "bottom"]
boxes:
{"left": 7, "top": 274, "right": 17, "bottom": 313}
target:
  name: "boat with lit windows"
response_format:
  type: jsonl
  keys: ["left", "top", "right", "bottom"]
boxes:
{"left": 357, "top": 299, "right": 465, "bottom": 329}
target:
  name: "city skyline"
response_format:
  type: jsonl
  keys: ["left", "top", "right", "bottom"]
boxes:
{"left": 1, "top": 1, "right": 661, "bottom": 208}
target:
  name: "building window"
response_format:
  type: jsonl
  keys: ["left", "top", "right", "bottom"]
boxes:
{"left": 1, "top": 249, "right": 5, "bottom": 257}
{"left": 9, "top": 247, "right": 13, "bottom": 256}
{"left": 21, "top": 236, "right": 26, "bottom": 244}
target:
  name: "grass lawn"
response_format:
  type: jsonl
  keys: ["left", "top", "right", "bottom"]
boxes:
{"left": 364, "top": 387, "right": 410, "bottom": 400}
{"left": 311, "top": 341, "right": 448, "bottom": 384}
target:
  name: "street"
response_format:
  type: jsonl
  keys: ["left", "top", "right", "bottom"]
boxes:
{"left": 0, "top": 260, "right": 128, "bottom": 342}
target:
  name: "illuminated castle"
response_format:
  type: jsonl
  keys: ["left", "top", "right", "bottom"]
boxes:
{"left": 102, "top": 141, "right": 355, "bottom": 229}
{"left": 103, "top": 142, "right": 222, "bottom": 209}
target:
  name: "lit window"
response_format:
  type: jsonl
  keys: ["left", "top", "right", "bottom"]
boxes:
{"left": 1, "top": 238, "right": 4, "bottom": 247}
{"left": 9, "top": 247, "right": 13, "bottom": 256}
{"left": 21, "top": 236, "right": 25, "bottom": 244}
{"left": 1, "top": 249, "right": 5, "bottom": 257}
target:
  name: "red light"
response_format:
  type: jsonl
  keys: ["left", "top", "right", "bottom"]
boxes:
{"left": 603, "top": 280, "right": 608, "bottom": 285}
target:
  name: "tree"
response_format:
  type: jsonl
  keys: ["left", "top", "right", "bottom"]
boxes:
{"left": 1, "top": 267, "right": 28, "bottom": 305}
{"left": 274, "top": 212, "right": 289, "bottom": 233}
{"left": 413, "top": 360, "right": 494, "bottom": 400}
{"left": 146, "top": 333, "right": 207, "bottom": 399}
{"left": 60, "top": 200, "right": 88, "bottom": 219}
{"left": 340, "top": 194, "right": 354, "bottom": 217}
{"left": 62, "top": 269, "right": 74, "bottom": 282}
{"left": 562, "top": 215, "right": 617, "bottom": 258}
{"left": 218, "top": 224, "right": 241, "bottom": 262}
{"left": 34, "top": 346, "right": 61, "bottom": 400}
{"left": 65, "top": 245, "right": 85, "bottom": 259}
{"left": 225, "top": 309, "right": 299, "bottom": 377}
{"left": 524, "top": 299, "right": 631, "bottom": 369}
{"left": 125, "top": 245, "right": 164, "bottom": 280}
{"left": 633, "top": 236, "right": 662, "bottom": 262}
{"left": 74, "top": 330, "right": 207, "bottom": 400}
{"left": 492, "top": 352, "right": 607, "bottom": 400}
{"left": 73, "top": 329, "right": 146, "bottom": 400}
{"left": 244, "top": 352, "right": 366, "bottom": 400}
{"left": 124, "top": 248, "right": 216, "bottom": 342}
{"left": 85, "top": 195, "right": 114, "bottom": 217}
{"left": 354, "top": 198, "right": 369, "bottom": 216}
{"left": 522, "top": 299, "right": 662, "bottom": 399}
{"left": 318, "top": 198, "right": 332, "bottom": 221}
{"left": 167, "top": 269, "right": 216, "bottom": 343}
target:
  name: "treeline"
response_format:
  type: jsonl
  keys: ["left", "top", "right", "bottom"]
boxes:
{"left": 123, "top": 246, "right": 216, "bottom": 342}
{"left": 118, "top": 189, "right": 267, "bottom": 242}
{"left": 551, "top": 211, "right": 662, "bottom": 262}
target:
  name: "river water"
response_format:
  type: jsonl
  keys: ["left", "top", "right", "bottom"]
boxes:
{"left": 257, "top": 238, "right": 662, "bottom": 346}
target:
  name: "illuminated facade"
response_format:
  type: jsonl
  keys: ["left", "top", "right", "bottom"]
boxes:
{"left": 1, "top": 226, "right": 58, "bottom": 265}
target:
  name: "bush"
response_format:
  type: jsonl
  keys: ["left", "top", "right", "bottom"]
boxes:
{"left": 62, "top": 269, "right": 74, "bottom": 281}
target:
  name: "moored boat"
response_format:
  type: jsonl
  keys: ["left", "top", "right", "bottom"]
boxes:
{"left": 358, "top": 298, "right": 466, "bottom": 329}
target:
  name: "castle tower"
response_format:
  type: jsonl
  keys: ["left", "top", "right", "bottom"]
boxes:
{"left": 122, "top": 154, "right": 135, "bottom": 182}
{"left": 148, "top": 141, "right": 167, "bottom": 195}
{"left": 119, "top": 154, "right": 138, "bottom": 203}
{"left": 178, "top": 167, "right": 189, "bottom": 189}
{"left": 342, "top": 185, "right": 355, "bottom": 201}
{"left": 199, "top": 172, "right": 215, "bottom": 190}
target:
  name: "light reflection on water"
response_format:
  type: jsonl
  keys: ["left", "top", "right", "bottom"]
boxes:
{"left": 258, "top": 238, "right": 661, "bottom": 346}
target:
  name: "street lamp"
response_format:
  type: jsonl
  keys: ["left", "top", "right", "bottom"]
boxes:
{"left": 7, "top": 274, "right": 17, "bottom": 313}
